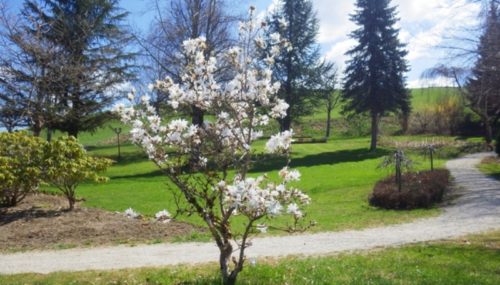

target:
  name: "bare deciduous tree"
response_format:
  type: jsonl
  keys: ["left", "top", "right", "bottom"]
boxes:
{"left": 142, "top": 0, "right": 236, "bottom": 123}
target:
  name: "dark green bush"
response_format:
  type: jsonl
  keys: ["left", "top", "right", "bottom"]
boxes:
{"left": 369, "top": 169, "right": 450, "bottom": 210}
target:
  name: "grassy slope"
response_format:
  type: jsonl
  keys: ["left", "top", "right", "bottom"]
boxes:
{"left": 299, "top": 87, "right": 463, "bottom": 137}
{"left": 2, "top": 231, "right": 499, "bottom": 285}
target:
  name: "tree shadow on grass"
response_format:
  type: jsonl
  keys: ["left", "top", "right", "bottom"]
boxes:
{"left": 110, "top": 169, "right": 165, "bottom": 180}
{"left": 251, "top": 148, "right": 390, "bottom": 173}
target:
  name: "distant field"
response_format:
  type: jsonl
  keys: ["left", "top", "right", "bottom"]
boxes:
{"left": 411, "top": 87, "right": 462, "bottom": 111}
{"left": 299, "top": 87, "right": 462, "bottom": 137}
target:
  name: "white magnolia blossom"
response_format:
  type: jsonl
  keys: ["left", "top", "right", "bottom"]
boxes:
{"left": 279, "top": 167, "right": 301, "bottom": 182}
{"left": 256, "top": 224, "right": 268, "bottom": 233}
{"left": 155, "top": 209, "right": 171, "bottom": 223}
{"left": 266, "top": 130, "right": 294, "bottom": 153}
{"left": 124, "top": 207, "right": 140, "bottom": 219}
{"left": 118, "top": 7, "right": 309, "bottom": 236}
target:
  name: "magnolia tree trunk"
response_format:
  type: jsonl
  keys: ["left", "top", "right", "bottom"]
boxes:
{"left": 220, "top": 243, "right": 237, "bottom": 285}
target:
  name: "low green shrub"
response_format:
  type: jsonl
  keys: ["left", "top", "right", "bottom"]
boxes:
{"left": 43, "top": 136, "right": 113, "bottom": 210}
{"left": 369, "top": 169, "right": 450, "bottom": 210}
{"left": 0, "top": 132, "right": 45, "bottom": 207}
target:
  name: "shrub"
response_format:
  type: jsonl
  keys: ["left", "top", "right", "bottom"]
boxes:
{"left": 43, "top": 136, "right": 112, "bottom": 210}
{"left": 379, "top": 149, "right": 412, "bottom": 192}
{"left": 369, "top": 169, "right": 450, "bottom": 210}
{"left": 0, "top": 132, "right": 45, "bottom": 207}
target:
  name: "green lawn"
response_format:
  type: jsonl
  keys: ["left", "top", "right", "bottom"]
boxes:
{"left": 40, "top": 87, "right": 472, "bottom": 235}
{"left": 60, "top": 132, "right": 449, "bottom": 235}
{"left": 479, "top": 156, "right": 500, "bottom": 180}
{"left": 2, "top": 231, "right": 499, "bottom": 285}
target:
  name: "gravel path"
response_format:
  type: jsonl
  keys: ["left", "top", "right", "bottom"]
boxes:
{"left": 1, "top": 152, "right": 499, "bottom": 275}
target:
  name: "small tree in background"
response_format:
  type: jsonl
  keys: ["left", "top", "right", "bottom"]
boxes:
{"left": 422, "top": 144, "right": 436, "bottom": 171}
{"left": 0, "top": 132, "right": 44, "bottom": 207}
{"left": 313, "top": 62, "right": 339, "bottom": 138}
{"left": 43, "top": 136, "right": 112, "bottom": 210}
{"left": 379, "top": 149, "right": 413, "bottom": 192}
{"left": 118, "top": 9, "right": 311, "bottom": 285}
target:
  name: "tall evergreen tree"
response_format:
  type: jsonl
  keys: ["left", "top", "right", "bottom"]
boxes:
{"left": 24, "top": 0, "right": 136, "bottom": 137}
{"left": 268, "top": 0, "right": 322, "bottom": 131}
{"left": 342, "top": 0, "right": 410, "bottom": 151}
{"left": 466, "top": 1, "right": 500, "bottom": 144}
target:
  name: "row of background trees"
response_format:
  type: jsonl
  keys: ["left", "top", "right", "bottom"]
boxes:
{"left": 0, "top": 0, "right": 498, "bottom": 150}
{"left": 0, "top": 0, "right": 136, "bottom": 139}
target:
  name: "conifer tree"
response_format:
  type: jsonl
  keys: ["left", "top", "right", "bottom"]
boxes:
{"left": 268, "top": 0, "right": 322, "bottom": 131}
{"left": 342, "top": 0, "right": 410, "bottom": 150}
{"left": 24, "top": 0, "right": 136, "bottom": 137}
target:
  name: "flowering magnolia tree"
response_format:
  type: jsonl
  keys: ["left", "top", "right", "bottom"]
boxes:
{"left": 117, "top": 7, "right": 310, "bottom": 285}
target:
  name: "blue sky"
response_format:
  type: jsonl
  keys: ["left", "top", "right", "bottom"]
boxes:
{"left": 7, "top": 0, "right": 482, "bottom": 88}
{"left": 117, "top": 0, "right": 483, "bottom": 87}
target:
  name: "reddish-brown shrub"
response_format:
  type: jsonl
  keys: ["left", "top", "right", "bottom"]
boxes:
{"left": 369, "top": 169, "right": 450, "bottom": 210}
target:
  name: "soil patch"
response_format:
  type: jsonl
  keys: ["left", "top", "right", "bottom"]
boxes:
{"left": 0, "top": 194, "right": 203, "bottom": 252}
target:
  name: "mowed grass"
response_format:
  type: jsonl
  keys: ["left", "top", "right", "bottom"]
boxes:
{"left": 68, "top": 132, "right": 446, "bottom": 234}
{"left": 2, "top": 231, "right": 499, "bottom": 285}
{"left": 43, "top": 87, "right": 460, "bottom": 234}
{"left": 479, "top": 156, "right": 500, "bottom": 180}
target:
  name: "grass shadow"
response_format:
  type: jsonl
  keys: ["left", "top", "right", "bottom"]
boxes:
{"left": 110, "top": 169, "right": 165, "bottom": 180}
{"left": 251, "top": 148, "right": 390, "bottom": 173}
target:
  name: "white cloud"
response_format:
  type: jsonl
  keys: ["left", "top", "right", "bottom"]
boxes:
{"left": 260, "top": 0, "right": 481, "bottom": 86}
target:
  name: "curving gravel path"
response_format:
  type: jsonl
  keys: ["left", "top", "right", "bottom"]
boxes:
{"left": 0, "top": 152, "right": 499, "bottom": 275}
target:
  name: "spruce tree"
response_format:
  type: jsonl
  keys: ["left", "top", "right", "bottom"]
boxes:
{"left": 342, "top": 0, "right": 410, "bottom": 150}
{"left": 24, "top": 0, "right": 136, "bottom": 137}
{"left": 268, "top": 0, "right": 322, "bottom": 131}
{"left": 466, "top": 1, "right": 500, "bottom": 144}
